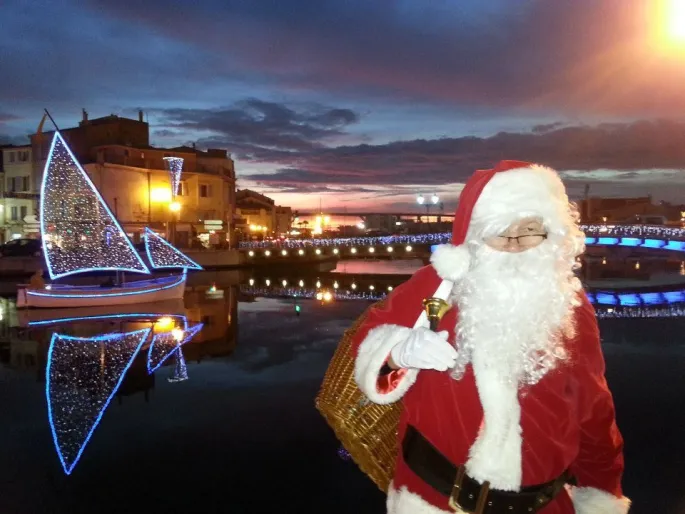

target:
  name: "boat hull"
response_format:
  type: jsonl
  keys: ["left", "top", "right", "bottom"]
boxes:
{"left": 17, "top": 274, "right": 186, "bottom": 309}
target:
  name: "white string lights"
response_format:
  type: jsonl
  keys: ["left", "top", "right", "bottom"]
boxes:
{"left": 144, "top": 227, "right": 202, "bottom": 270}
{"left": 163, "top": 157, "right": 184, "bottom": 196}
{"left": 46, "top": 329, "right": 151, "bottom": 475}
{"left": 40, "top": 132, "right": 150, "bottom": 279}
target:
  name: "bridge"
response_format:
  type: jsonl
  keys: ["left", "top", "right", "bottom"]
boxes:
{"left": 239, "top": 283, "right": 685, "bottom": 318}
{"left": 239, "top": 224, "right": 685, "bottom": 256}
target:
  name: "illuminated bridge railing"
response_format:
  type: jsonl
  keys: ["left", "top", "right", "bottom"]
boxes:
{"left": 239, "top": 284, "right": 685, "bottom": 319}
{"left": 239, "top": 224, "right": 685, "bottom": 253}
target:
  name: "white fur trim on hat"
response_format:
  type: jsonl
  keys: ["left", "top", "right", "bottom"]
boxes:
{"left": 469, "top": 165, "right": 571, "bottom": 239}
{"left": 354, "top": 324, "right": 419, "bottom": 404}
{"left": 430, "top": 244, "right": 471, "bottom": 281}
{"left": 387, "top": 484, "right": 461, "bottom": 514}
{"left": 569, "top": 486, "right": 631, "bottom": 514}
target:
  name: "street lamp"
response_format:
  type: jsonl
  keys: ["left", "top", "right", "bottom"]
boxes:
{"left": 431, "top": 194, "right": 439, "bottom": 204}
{"left": 416, "top": 194, "right": 425, "bottom": 205}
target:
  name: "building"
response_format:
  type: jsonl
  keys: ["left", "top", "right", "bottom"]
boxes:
{"left": 29, "top": 110, "right": 236, "bottom": 248}
{"left": 0, "top": 144, "right": 40, "bottom": 242}
{"left": 578, "top": 196, "right": 682, "bottom": 224}
{"left": 235, "top": 189, "right": 293, "bottom": 238}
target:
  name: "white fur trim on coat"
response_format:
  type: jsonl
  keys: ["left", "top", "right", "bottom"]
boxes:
{"left": 430, "top": 244, "right": 471, "bottom": 281}
{"left": 569, "top": 486, "right": 631, "bottom": 514}
{"left": 387, "top": 484, "right": 463, "bottom": 514}
{"left": 354, "top": 324, "right": 419, "bottom": 404}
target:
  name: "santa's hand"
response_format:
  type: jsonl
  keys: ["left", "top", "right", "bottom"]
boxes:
{"left": 390, "top": 327, "right": 457, "bottom": 371}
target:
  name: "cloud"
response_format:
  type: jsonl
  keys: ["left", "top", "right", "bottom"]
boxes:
{"left": 0, "top": 113, "right": 20, "bottom": 124}
{"left": 78, "top": 0, "right": 685, "bottom": 117}
{"left": 154, "top": 99, "right": 360, "bottom": 155}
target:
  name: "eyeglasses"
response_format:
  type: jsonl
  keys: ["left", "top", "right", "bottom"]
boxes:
{"left": 488, "top": 233, "right": 548, "bottom": 247}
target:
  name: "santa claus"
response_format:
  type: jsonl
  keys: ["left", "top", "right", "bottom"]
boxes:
{"left": 351, "top": 161, "right": 629, "bottom": 514}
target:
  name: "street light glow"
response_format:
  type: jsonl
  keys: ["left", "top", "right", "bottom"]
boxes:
{"left": 431, "top": 194, "right": 439, "bottom": 204}
{"left": 667, "top": 0, "right": 685, "bottom": 41}
{"left": 417, "top": 194, "right": 425, "bottom": 205}
{"left": 169, "top": 201, "right": 181, "bottom": 212}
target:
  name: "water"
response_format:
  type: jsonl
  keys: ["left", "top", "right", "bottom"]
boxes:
{"left": 0, "top": 269, "right": 684, "bottom": 513}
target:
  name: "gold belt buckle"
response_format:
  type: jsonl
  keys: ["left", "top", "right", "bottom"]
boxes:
{"left": 448, "top": 466, "right": 491, "bottom": 514}
{"left": 448, "top": 466, "right": 466, "bottom": 511}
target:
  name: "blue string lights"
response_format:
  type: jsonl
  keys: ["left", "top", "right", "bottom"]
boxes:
{"left": 45, "top": 328, "right": 150, "bottom": 475}
{"left": 144, "top": 228, "right": 203, "bottom": 270}
{"left": 40, "top": 132, "right": 150, "bottom": 279}
{"left": 147, "top": 320, "right": 203, "bottom": 373}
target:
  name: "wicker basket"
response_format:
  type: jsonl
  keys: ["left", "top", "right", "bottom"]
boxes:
{"left": 315, "top": 300, "right": 400, "bottom": 492}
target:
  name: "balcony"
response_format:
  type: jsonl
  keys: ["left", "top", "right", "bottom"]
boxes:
{"left": 2, "top": 191, "right": 39, "bottom": 199}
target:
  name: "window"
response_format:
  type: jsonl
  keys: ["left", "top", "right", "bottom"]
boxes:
{"left": 199, "top": 184, "right": 212, "bottom": 198}
{"left": 11, "top": 206, "right": 18, "bottom": 221}
{"left": 18, "top": 151, "right": 29, "bottom": 162}
{"left": 177, "top": 181, "right": 188, "bottom": 196}
{"left": 6, "top": 178, "right": 14, "bottom": 192}
{"left": 20, "top": 206, "right": 27, "bottom": 219}
{"left": 8, "top": 152, "right": 15, "bottom": 163}
{"left": 22, "top": 176, "right": 29, "bottom": 191}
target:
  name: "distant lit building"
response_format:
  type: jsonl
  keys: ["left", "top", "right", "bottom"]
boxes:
{"left": 0, "top": 144, "right": 39, "bottom": 242}
{"left": 235, "top": 189, "right": 293, "bottom": 238}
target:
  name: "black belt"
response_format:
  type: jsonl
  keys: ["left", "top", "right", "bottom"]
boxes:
{"left": 402, "top": 425, "right": 571, "bottom": 514}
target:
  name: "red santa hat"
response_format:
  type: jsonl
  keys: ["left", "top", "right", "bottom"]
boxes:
{"left": 431, "top": 160, "right": 576, "bottom": 281}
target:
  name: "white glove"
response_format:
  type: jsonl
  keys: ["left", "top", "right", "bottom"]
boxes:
{"left": 390, "top": 327, "right": 457, "bottom": 371}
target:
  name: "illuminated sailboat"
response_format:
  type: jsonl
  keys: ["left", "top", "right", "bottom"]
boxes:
{"left": 17, "top": 131, "right": 202, "bottom": 308}
{"left": 46, "top": 328, "right": 150, "bottom": 475}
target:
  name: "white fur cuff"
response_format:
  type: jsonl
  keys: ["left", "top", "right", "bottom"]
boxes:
{"left": 570, "top": 486, "right": 631, "bottom": 514}
{"left": 354, "top": 324, "right": 419, "bottom": 405}
{"left": 430, "top": 244, "right": 471, "bottom": 281}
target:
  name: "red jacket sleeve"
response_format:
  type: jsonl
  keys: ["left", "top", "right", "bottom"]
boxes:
{"left": 569, "top": 297, "right": 625, "bottom": 498}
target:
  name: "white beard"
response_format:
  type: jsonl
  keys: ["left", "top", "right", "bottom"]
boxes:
{"left": 451, "top": 241, "right": 582, "bottom": 491}
{"left": 451, "top": 241, "right": 580, "bottom": 387}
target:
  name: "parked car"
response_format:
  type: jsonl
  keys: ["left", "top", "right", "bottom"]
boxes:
{"left": 0, "top": 238, "right": 43, "bottom": 257}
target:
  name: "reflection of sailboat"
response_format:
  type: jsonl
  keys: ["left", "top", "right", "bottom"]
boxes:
{"left": 147, "top": 318, "right": 203, "bottom": 373}
{"left": 46, "top": 328, "right": 150, "bottom": 475}
{"left": 167, "top": 347, "right": 189, "bottom": 383}
{"left": 17, "top": 130, "right": 201, "bottom": 309}
{"left": 18, "top": 299, "right": 186, "bottom": 327}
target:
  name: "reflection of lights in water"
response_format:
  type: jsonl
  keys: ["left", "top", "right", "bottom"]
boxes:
{"left": 387, "top": 246, "right": 393, "bottom": 252}
{"left": 298, "top": 249, "right": 304, "bottom": 255}
{"left": 281, "top": 250, "right": 288, "bottom": 256}
{"left": 265, "top": 279, "right": 271, "bottom": 286}
{"left": 264, "top": 250, "right": 271, "bottom": 257}
{"left": 316, "top": 292, "right": 323, "bottom": 301}
{"left": 249, "top": 278, "right": 255, "bottom": 286}
{"left": 635, "top": 261, "right": 640, "bottom": 270}
{"left": 333, "top": 248, "right": 339, "bottom": 254}
{"left": 602, "top": 257, "right": 607, "bottom": 265}
{"left": 299, "top": 280, "right": 304, "bottom": 287}
{"left": 248, "top": 251, "right": 254, "bottom": 257}
{"left": 368, "top": 247, "right": 375, "bottom": 253}
{"left": 315, "top": 249, "right": 321, "bottom": 255}
{"left": 46, "top": 285, "right": 52, "bottom": 290}
{"left": 316, "top": 280, "right": 321, "bottom": 288}
{"left": 405, "top": 245, "right": 412, "bottom": 252}
{"left": 350, "top": 248, "right": 357, "bottom": 254}
{"left": 209, "top": 284, "right": 217, "bottom": 293}
{"left": 155, "top": 317, "right": 174, "bottom": 332}
{"left": 680, "top": 262, "right": 684, "bottom": 276}
{"left": 333, "top": 281, "right": 339, "bottom": 289}
{"left": 323, "top": 291, "right": 332, "bottom": 302}
{"left": 171, "top": 328, "right": 184, "bottom": 341}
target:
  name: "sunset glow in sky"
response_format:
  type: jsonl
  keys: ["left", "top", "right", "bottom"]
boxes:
{"left": 1, "top": 0, "right": 685, "bottom": 212}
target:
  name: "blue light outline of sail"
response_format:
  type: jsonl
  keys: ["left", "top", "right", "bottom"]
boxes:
{"left": 143, "top": 227, "right": 203, "bottom": 270}
{"left": 40, "top": 132, "right": 151, "bottom": 280}
{"left": 45, "top": 328, "right": 151, "bottom": 475}
{"left": 147, "top": 321, "right": 204, "bottom": 374}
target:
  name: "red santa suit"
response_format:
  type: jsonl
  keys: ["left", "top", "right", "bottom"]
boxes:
{"left": 351, "top": 161, "right": 629, "bottom": 514}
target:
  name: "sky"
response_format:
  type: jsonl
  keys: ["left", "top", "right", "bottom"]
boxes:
{"left": 1, "top": 0, "right": 685, "bottom": 212}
